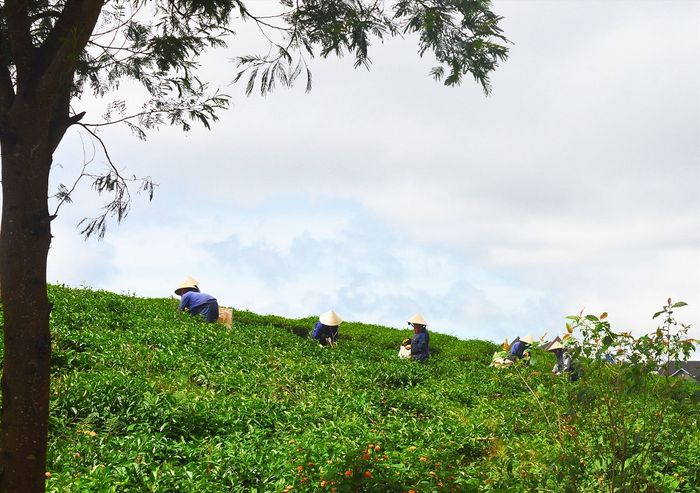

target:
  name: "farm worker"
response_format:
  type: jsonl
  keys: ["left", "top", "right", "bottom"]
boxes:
{"left": 408, "top": 313, "right": 430, "bottom": 363}
{"left": 175, "top": 278, "right": 219, "bottom": 323}
{"left": 508, "top": 334, "right": 533, "bottom": 362}
{"left": 312, "top": 310, "right": 342, "bottom": 346}
{"left": 548, "top": 341, "right": 579, "bottom": 381}
{"left": 548, "top": 341, "right": 571, "bottom": 374}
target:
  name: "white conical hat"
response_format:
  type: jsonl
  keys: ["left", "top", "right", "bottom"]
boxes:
{"left": 547, "top": 341, "right": 564, "bottom": 351}
{"left": 319, "top": 310, "right": 342, "bottom": 326}
{"left": 407, "top": 313, "right": 427, "bottom": 326}
{"left": 175, "top": 276, "right": 199, "bottom": 295}
{"left": 521, "top": 334, "right": 534, "bottom": 344}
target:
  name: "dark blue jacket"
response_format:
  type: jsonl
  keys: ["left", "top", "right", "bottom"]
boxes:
{"left": 312, "top": 321, "right": 338, "bottom": 344}
{"left": 411, "top": 330, "right": 430, "bottom": 363}
{"left": 509, "top": 340, "right": 529, "bottom": 360}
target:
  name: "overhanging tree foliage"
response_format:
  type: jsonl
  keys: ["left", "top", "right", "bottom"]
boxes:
{"left": 0, "top": 0, "right": 508, "bottom": 490}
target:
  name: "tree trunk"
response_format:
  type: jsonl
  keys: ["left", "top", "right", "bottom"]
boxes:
{"left": 0, "top": 114, "right": 53, "bottom": 492}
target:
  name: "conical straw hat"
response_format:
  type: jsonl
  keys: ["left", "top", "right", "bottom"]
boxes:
{"left": 319, "top": 310, "right": 342, "bottom": 326}
{"left": 547, "top": 341, "right": 564, "bottom": 351}
{"left": 407, "top": 313, "right": 427, "bottom": 326}
{"left": 521, "top": 334, "right": 534, "bottom": 344}
{"left": 175, "top": 276, "right": 199, "bottom": 296}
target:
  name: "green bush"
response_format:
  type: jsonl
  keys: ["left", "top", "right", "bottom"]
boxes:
{"left": 0, "top": 285, "right": 697, "bottom": 492}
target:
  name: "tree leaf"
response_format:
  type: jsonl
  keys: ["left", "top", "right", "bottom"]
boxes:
{"left": 671, "top": 302, "right": 687, "bottom": 308}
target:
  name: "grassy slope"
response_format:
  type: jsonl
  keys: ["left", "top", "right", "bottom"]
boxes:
{"left": 0, "top": 285, "right": 698, "bottom": 492}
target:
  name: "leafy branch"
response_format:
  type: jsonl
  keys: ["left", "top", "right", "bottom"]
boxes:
{"left": 233, "top": 0, "right": 510, "bottom": 96}
{"left": 69, "top": 124, "right": 156, "bottom": 240}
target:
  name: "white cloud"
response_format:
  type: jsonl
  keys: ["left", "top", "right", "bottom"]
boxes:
{"left": 39, "top": 0, "right": 699, "bottom": 353}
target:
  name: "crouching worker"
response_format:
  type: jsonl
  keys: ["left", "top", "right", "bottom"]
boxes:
{"left": 548, "top": 341, "right": 579, "bottom": 381}
{"left": 175, "top": 278, "right": 219, "bottom": 323}
{"left": 312, "top": 310, "right": 342, "bottom": 346}
{"left": 408, "top": 313, "right": 430, "bottom": 363}
{"left": 508, "top": 334, "right": 533, "bottom": 363}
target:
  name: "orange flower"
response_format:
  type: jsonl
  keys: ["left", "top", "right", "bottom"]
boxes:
{"left": 345, "top": 470, "right": 353, "bottom": 477}
{"left": 364, "top": 470, "right": 372, "bottom": 478}
{"left": 419, "top": 456, "right": 428, "bottom": 462}
{"left": 297, "top": 465, "right": 304, "bottom": 473}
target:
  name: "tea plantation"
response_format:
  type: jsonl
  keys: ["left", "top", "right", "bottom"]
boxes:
{"left": 0, "top": 285, "right": 698, "bottom": 492}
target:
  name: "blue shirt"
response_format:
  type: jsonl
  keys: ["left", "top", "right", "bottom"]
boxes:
{"left": 509, "top": 340, "right": 529, "bottom": 359}
{"left": 411, "top": 330, "right": 430, "bottom": 362}
{"left": 179, "top": 291, "right": 216, "bottom": 315}
{"left": 312, "top": 321, "right": 339, "bottom": 342}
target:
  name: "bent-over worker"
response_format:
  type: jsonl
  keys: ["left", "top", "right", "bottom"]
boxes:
{"left": 508, "top": 334, "right": 533, "bottom": 362}
{"left": 175, "top": 277, "right": 219, "bottom": 323}
{"left": 312, "top": 310, "right": 342, "bottom": 346}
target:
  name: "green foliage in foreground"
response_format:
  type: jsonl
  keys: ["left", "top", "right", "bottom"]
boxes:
{"left": 0, "top": 285, "right": 698, "bottom": 492}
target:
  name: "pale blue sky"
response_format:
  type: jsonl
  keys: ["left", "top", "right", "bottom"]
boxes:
{"left": 43, "top": 0, "right": 699, "bottom": 345}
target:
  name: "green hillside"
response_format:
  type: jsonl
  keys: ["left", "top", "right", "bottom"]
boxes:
{"left": 1, "top": 285, "right": 698, "bottom": 492}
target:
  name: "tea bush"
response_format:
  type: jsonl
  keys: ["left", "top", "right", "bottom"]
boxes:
{"left": 0, "top": 285, "right": 697, "bottom": 491}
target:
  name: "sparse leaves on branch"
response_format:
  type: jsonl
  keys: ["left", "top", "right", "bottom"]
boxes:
{"left": 235, "top": 0, "right": 509, "bottom": 96}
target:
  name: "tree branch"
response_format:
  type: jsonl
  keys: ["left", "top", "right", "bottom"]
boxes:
{"left": 47, "top": 83, "right": 81, "bottom": 153}
{"left": 4, "top": 0, "right": 35, "bottom": 89}
{"left": 51, "top": 148, "right": 92, "bottom": 219}
{"left": 35, "top": 0, "right": 105, "bottom": 97}
{"left": 74, "top": 122, "right": 156, "bottom": 239}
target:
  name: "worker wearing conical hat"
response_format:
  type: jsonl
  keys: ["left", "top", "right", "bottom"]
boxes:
{"left": 408, "top": 313, "right": 430, "bottom": 363}
{"left": 175, "top": 277, "right": 219, "bottom": 323}
{"left": 312, "top": 310, "right": 342, "bottom": 346}
{"left": 548, "top": 340, "right": 578, "bottom": 380}
{"left": 175, "top": 276, "right": 199, "bottom": 295}
{"left": 507, "top": 334, "right": 534, "bottom": 363}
